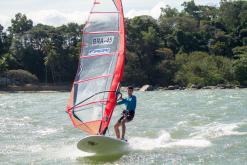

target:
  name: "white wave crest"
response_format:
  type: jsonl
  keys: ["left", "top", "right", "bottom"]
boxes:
{"left": 129, "top": 131, "right": 211, "bottom": 151}
{"left": 129, "top": 131, "right": 171, "bottom": 150}
{"left": 36, "top": 128, "right": 58, "bottom": 136}
{"left": 164, "top": 139, "right": 211, "bottom": 148}
{"left": 190, "top": 122, "right": 247, "bottom": 139}
{"left": 44, "top": 144, "right": 93, "bottom": 159}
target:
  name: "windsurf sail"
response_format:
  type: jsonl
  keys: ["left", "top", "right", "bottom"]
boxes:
{"left": 66, "top": 0, "right": 125, "bottom": 135}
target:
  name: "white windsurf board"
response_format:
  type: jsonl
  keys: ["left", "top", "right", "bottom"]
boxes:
{"left": 77, "top": 135, "right": 129, "bottom": 155}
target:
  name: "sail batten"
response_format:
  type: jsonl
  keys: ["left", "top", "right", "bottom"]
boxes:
{"left": 73, "top": 100, "right": 108, "bottom": 110}
{"left": 82, "top": 31, "right": 119, "bottom": 35}
{"left": 67, "top": 0, "right": 125, "bottom": 135}
{"left": 90, "top": 11, "right": 120, "bottom": 14}
{"left": 80, "top": 52, "right": 116, "bottom": 59}
{"left": 74, "top": 74, "right": 113, "bottom": 84}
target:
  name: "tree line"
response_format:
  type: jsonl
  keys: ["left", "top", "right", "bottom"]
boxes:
{"left": 0, "top": 0, "right": 247, "bottom": 87}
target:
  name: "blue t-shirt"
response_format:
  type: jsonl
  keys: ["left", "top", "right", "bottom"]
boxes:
{"left": 117, "top": 95, "right": 137, "bottom": 112}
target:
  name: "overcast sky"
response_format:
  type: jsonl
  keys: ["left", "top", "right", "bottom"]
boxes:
{"left": 0, "top": 0, "right": 220, "bottom": 29}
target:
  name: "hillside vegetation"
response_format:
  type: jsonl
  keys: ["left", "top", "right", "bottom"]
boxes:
{"left": 0, "top": 0, "right": 246, "bottom": 87}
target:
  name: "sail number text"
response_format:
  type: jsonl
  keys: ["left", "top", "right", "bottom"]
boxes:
{"left": 92, "top": 36, "right": 114, "bottom": 46}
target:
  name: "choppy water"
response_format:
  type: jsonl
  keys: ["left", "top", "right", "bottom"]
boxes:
{"left": 0, "top": 89, "right": 247, "bottom": 165}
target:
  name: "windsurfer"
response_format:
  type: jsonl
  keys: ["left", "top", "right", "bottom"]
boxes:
{"left": 114, "top": 86, "right": 137, "bottom": 141}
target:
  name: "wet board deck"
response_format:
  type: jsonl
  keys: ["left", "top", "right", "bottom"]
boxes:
{"left": 77, "top": 135, "right": 129, "bottom": 155}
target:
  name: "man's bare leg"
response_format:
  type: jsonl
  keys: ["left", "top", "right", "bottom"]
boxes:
{"left": 114, "top": 122, "right": 121, "bottom": 139}
{"left": 121, "top": 118, "right": 126, "bottom": 139}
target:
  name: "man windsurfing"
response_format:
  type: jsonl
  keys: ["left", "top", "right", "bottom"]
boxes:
{"left": 114, "top": 86, "right": 137, "bottom": 141}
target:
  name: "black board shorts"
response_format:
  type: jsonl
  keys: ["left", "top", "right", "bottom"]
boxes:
{"left": 118, "top": 110, "right": 135, "bottom": 123}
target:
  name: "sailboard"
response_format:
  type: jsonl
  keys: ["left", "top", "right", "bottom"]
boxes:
{"left": 66, "top": 0, "right": 127, "bottom": 155}
{"left": 77, "top": 135, "right": 128, "bottom": 156}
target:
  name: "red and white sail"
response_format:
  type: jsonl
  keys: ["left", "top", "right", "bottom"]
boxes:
{"left": 67, "top": 0, "right": 125, "bottom": 135}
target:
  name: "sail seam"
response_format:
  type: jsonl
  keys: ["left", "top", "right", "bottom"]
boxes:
{"left": 80, "top": 52, "right": 116, "bottom": 58}
{"left": 74, "top": 74, "right": 112, "bottom": 84}
{"left": 82, "top": 31, "right": 119, "bottom": 35}
{"left": 74, "top": 100, "right": 108, "bottom": 110}
{"left": 90, "top": 11, "right": 119, "bottom": 14}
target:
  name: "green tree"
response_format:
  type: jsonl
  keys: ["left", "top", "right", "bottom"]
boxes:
{"left": 239, "top": 29, "right": 247, "bottom": 45}
{"left": 0, "top": 24, "right": 11, "bottom": 56}
{"left": 208, "top": 30, "right": 236, "bottom": 57}
{"left": 219, "top": 0, "right": 247, "bottom": 32}
{"left": 0, "top": 55, "right": 8, "bottom": 72}
{"left": 232, "top": 46, "right": 247, "bottom": 58}
{"left": 8, "top": 13, "right": 33, "bottom": 34}
{"left": 234, "top": 54, "right": 247, "bottom": 86}
{"left": 175, "top": 52, "right": 234, "bottom": 87}
{"left": 183, "top": 1, "right": 200, "bottom": 19}
{"left": 126, "top": 16, "right": 161, "bottom": 84}
{"left": 1, "top": 1, "right": 247, "bottom": 87}
{"left": 122, "top": 51, "right": 148, "bottom": 86}
{"left": 152, "top": 48, "right": 178, "bottom": 86}
{"left": 160, "top": 5, "right": 179, "bottom": 18}
{"left": 0, "top": 24, "right": 5, "bottom": 55}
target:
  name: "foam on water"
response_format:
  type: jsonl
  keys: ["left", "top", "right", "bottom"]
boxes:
{"left": 43, "top": 144, "right": 93, "bottom": 160}
{"left": 164, "top": 139, "right": 211, "bottom": 148}
{"left": 1, "top": 90, "right": 247, "bottom": 164}
{"left": 36, "top": 128, "right": 58, "bottom": 136}
{"left": 27, "top": 145, "right": 43, "bottom": 153}
{"left": 0, "top": 116, "right": 32, "bottom": 129}
{"left": 177, "top": 120, "right": 188, "bottom": 126}
{"left": 190, "top": 122, "right": 247, "bottom": 139}
{"left": 21, "top": 116, "right": 32, "bottom": 121}
{"left": 129, "top": 131, "right": 171, "bottom": 150}
{"left": 129, "top": 131, "right": 211, "bottom": 150}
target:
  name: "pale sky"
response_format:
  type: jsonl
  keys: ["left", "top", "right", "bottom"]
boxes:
{"left": 0, "top": 0, "right": 220, "bottom": 29}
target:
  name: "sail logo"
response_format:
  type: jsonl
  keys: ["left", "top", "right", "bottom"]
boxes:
{"left": 88, "top": 48, "right": 111, "bottom": 55}
{"left": 92, "top": 36, "right": 114, "bottom": 46}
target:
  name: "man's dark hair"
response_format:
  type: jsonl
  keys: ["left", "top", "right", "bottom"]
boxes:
{"left": 128, "top": 86, "right": 134, "bottom": 90}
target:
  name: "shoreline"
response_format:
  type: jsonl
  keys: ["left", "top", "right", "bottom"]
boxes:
{"left": 0, "top": 84, "right": 246, "bottom": 93}
{"left": 0, "top": 84, "right": 71, "bottom": 93}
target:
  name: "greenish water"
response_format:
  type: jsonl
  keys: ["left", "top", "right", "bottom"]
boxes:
{"left": 0, "top": 89, "right": 247, "bottom": 165}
